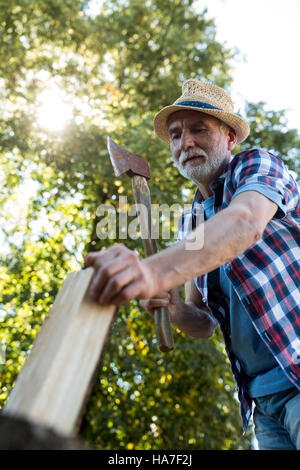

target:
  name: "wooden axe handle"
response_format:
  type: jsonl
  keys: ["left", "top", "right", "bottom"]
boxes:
{"left": 131, "top": 175, "right": 174, "bottom": 352}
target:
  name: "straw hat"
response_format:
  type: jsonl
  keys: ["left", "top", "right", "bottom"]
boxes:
{"left": 154, "top": 79, "right": 250, "bottom": 144}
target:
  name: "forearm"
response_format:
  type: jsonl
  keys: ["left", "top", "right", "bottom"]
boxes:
{"left": 86, "top": 191, "right": 275, "bottom": 308}
{"left": 144, "top": 205, "right": 261, "bottom": 294}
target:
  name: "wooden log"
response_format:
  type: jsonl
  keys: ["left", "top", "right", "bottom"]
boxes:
{"left": 3, "top": 267, "right": 117, "bottom": 437}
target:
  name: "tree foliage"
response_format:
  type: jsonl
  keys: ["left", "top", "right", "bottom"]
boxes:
{"left": 0, "top": 0, "right": 299, "bottom": 451}
{"left": 240, "top": 101, "right": 300, "bottom": 175}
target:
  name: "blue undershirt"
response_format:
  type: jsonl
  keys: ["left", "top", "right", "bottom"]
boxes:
{"left": 202, "top": 187, "right": 293, "bottom": 397}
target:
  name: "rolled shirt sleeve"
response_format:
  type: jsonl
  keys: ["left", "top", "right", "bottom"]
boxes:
{"left": 229, "top": 149, "right": 299, "bottom": 219}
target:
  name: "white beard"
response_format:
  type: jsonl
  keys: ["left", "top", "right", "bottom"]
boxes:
{"left": 173, "top": 145, "right": 227, "bottom": 185}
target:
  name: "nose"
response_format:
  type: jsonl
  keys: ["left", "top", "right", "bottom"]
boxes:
{"left": 180, "top": 129, "right": 195, "bottom": 152}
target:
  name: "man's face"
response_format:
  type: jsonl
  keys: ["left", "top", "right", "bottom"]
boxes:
{"left": 167, "top": 110, "right": 234, "bottom": 186}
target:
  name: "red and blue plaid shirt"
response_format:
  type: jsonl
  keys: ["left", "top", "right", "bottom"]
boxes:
{"left": 177, "top": 148, "right": 300, "bottom": 432}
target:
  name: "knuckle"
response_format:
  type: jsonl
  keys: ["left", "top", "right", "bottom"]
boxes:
{"left": 128, "top": 250, "right": 139, "bottom": 261}
{"left": 136, "top": 265, "right": 145, "bottom": 279}
{"left": 111, "top": 277, "right": 121, "bottom": 290}
{"left": 101, "top": 265, "right": 111, "bottom": 277}
{"left": 94, "top": 256, "right": 104, "bottom": 269}
{"left": 120, "top": 290, "right": 131, "bottom": 303}
{"left": 114, "top": 243, "right": 127, "bottom": 252}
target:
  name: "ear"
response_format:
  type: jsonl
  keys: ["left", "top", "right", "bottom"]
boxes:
{"left": 227, "top": 127, "right": 237, "bottom": 151}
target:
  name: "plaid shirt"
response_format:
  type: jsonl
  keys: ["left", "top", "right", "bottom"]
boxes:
{"left": 177, "top": 148, "right": 300, "bottom": 433}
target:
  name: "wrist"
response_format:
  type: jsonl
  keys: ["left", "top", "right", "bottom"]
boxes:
{"left": 142, "top": 240, "right": 188, "bottom": 295}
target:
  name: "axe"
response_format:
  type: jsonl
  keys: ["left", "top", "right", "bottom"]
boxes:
{"left": 107, "top": 137, "right": 174, "bottom": 353}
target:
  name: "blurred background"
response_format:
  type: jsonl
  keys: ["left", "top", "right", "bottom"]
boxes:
{"left": 0, "top": 0, "right": 299, "bottom": 450}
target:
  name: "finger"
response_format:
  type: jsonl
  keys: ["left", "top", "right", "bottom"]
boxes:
{"left": 150, "top": 299, "right": 170, "bottom": 308}
{"left": 84, "top": 252, "right": 99, "bottom": 267}
{"left": 87, "top": 244, "right": 127, "bottom": 270}
{"left": 140, "top": 299, "right": 169, "bottom": 311}
{"left": 108, "top": 279, "right": 146, "bottom": 307}
{"left": 139, "top": 291, "right": 169, "bottom": 306}
{"left": 154, "top": 292, "right": 170, "bottom": 300}
{"left": 90, "top": 249, "right": 140, "bottom": 300}
{"left": 140, "top": 301, "right": 170, "bottom": 317}
{"left": 139, "top": 300, "right": 154, "bottom": 316}
{"left": 97, "top": 263, "right": 141, "bottom": 305}
{"left": 89, "top": 253, "right": 134, "bottom": 300}
{"left": 85, "top": 249, "right": 117, "bottom": 268}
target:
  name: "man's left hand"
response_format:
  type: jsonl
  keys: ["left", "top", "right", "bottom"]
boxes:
{"left": 85, "top": 244, "right": 157, "bottom": 306}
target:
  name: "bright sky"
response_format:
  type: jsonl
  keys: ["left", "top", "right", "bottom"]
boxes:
{"left": 202, "top": 0, "right": 300, "bottom": 130}
{"left": 35, "top": 0, "right": 300, "bottom": 134}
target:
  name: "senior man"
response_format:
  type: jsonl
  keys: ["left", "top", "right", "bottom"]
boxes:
{"left": 85, "top": 80, "right": 300, "bottom": 450}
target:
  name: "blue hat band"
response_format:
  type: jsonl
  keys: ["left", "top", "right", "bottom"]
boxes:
{"left": 176, "top": 100, "right": 223, "bottom": 111}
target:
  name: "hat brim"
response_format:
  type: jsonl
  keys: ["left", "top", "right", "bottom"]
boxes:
{"left": 154, "top": 104, "right": 250, "bottom": 145}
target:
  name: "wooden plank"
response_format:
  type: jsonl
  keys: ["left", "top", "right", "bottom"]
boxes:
{"left": 3, "top": 267, "right": 117, "bottom": 437}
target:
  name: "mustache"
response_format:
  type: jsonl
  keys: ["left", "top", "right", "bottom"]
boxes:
{"left": 178, "top": 148, "right": 209, "bottom": 166}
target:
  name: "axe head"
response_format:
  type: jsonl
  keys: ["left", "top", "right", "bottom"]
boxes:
{"left": 107, "top": 137, "right": 151, "bottom": 180}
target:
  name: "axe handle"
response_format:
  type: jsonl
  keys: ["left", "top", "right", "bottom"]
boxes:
{"left": 131, "top": 175, "right": 174, "bottom": 353}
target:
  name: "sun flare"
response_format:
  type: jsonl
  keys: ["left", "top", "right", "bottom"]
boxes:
{"left": 37, "top": 88, "right": 73, "bottom": 131}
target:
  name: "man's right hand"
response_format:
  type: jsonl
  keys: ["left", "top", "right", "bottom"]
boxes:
{"left": 139, "top": 288, "right": 183, "bottom": 322}
{"left": 140, "top": 285, "right": 217, "bottom": 339}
